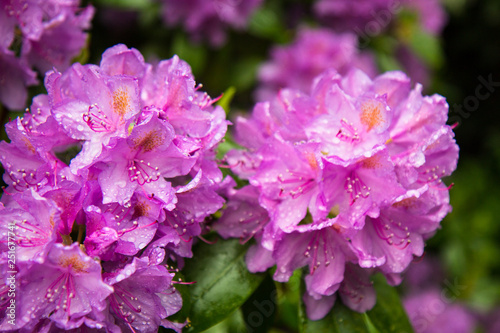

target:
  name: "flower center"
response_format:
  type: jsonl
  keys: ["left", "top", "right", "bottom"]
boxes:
{"left": 128, "top": 159, "right": 161, "bottom": 185}
{"left": 344, "top": 171, "right": 371, "bottom": 205}
{"left": 336, "top": 118, "right": 360, "bottom": 143}
{"left": 83, "top": 104, "right": 115, "bottom": 132}
{"left": 372, "top": 214, "right": 411, "bottom": 249}
{"left": 278, "top": 169, "right": 316, "bottom": 199}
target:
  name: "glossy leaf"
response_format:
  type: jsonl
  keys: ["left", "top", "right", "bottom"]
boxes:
{"left": 241, "top": 274, "right": 277, "bottom": 333}
{"left": 93, "top": 0, "right": 152, "bottom": 10}
{"left": 366, "top": 274, "right": 415, "bottom": 333}
{"left": 299, "top": 299, "right": 372, "bottom": 333}
{"left": 299, "top": 273, "right": 414, "bottom": 333}
{"left": 182, "top": 238, "right": 265, "bottom": 332}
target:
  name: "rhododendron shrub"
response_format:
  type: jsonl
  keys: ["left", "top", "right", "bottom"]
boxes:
{"left": 0, "top": 44, "right": 228, "bottom": 331}
{"left": 0, "top": 0, "right": 477, "bottom": 331}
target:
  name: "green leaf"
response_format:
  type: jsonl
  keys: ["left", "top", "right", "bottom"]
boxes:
{"left": 182, "top": 238, "right": 265, "bottom": 332}
{"left": 299, "top": 273, "right": 413, "bottom": 333}
{"left": 408, "top": 29, "right": 444, "bottom": 69}
{"left": 241, "top": 274, "right": 277, "bottom": 333}
{"left": 216, "top": 132, "right": 243, "bottom": 160}
{"left": 375, "top": 52, "right": 403, "bottom": 73}
{"left": 366, "top": 274, "right": 414, "bottom": 333}
{"left": 93, "top": 0, "right": 152, "bottom": 10}
{"left": 274, "top": 269, "right": 301, "bottom": 331}
{"left": 171, "top": 34, "right": 208, "bottom": 75}
{"left": 299, "top": 299, "right": 372, "bottom": 333}
{"left": 248, "top": 4, "right": 289, "bottom": 43}
{"left": 230, "top": 57, "right": 262, "bottom": 91}
{"left": 201, "top": 308, "right": 248, "bottom": 333}
{"left": 216, "top": 86, "right": 236, "bottom": 114}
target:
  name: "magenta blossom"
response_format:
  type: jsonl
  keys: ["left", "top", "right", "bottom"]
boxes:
{"left": 103, "top": 257, "right": 183, "bottom": 333}
{"left": 217, "top": 67, "right": 458, "bottom": 319}
{"left": 0, "top": 0, "right": 94, "bottom": 110}
{"left": 1, "top": 243, "right": 113, "bottom": 331}
{"left": 404, "top": 290, "right": 475, "bottom": 333}
{"left": 257, "top": 27, "right": 377, "bottom": 101}
{"left": 0, "top": 44, "right": 228, "bottom": 330}
{"left": 314, "top": 0, "right": 446, "bottom": 35}
{"left": 160, "top": 0, "right": 263, "bottom": 46}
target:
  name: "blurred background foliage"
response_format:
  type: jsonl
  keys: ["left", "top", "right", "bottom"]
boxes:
{"left": 1, "top": 0, "right": 500, "bottom": 331}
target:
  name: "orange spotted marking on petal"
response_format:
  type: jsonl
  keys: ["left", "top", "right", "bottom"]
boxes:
{"left": 58, "top": 254, "right": 89, "bottom": 273}
{"left": 49, "top": 213, "right": 56, "bottom": 228}
{"left": 132, "top": 130, "right": 164, "bottom": 153}
{"left": 331, "top": 224, "right": 342, "bottom": 232}
{"left": 424, "top": 136, "right": 445, "bottom": 152}
{"left": 360, "top": 155, "right": 381, "bottom": 169}
{"left": 360, "top": 100, "right": 385, "bottom": 131}
{"left": 22, "top": 137, "right": 36, "bottom": 154}
{"left": 132, "top": 200, "right": 150, "bottom": 219}
{"left": 112, "top": 88, "right": 130, "bottom": 117}
{"left": 305, "top": 152, "right": 318, "bottom": 171}
{"left": 392, "top": 197, "right": 418, "bottom": 209}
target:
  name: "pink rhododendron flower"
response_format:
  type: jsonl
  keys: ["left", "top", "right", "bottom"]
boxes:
{"left": 314, "top": 0, "right": 446, "bottom": 35}
{"left": 257, "top": 27, "right": 377, "bottom": 101}
{"left": 404, "top": 290, "right": 475, "bottom": 333}
{"left": 0, "top": 44, "right": 228, "bottom": 331}
{"left": 217, "top": 67, "right": 458, "bottom": 319}
{"left": 161, "top": 0, "right": 263, "bottom": 46}
{"left": 0, "top": 0, "right": 94, "bottom": 109}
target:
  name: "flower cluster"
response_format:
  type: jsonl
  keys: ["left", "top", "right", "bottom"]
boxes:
{"left": 160, "top": 0, "right": 263, "bottom": 46}
{"left": 402, "top": 258, "right": 476, "bottom": 333}
{"left": 404, "top": 290, "right": 475, "bottom": 333}
{"left": 314, "top": 0, "right": 447, "bottom": 85}
{"left": 256, "top": 27, "right": 377, "bottom": 101}
{"left": 314, "top": 0, "right": 447, "bottom": 35}
{"left": 0, "top": 0, "right": 94, "bottom": 109}
{"left": 216, "top": 68, "right": 458, "bottom": 319}
{"left": 0, "top": 44, "right": 228, "bottom": 331}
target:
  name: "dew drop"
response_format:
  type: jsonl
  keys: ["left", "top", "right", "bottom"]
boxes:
{"left": 116, "top": 180, "right": 126, "bottom": 188}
